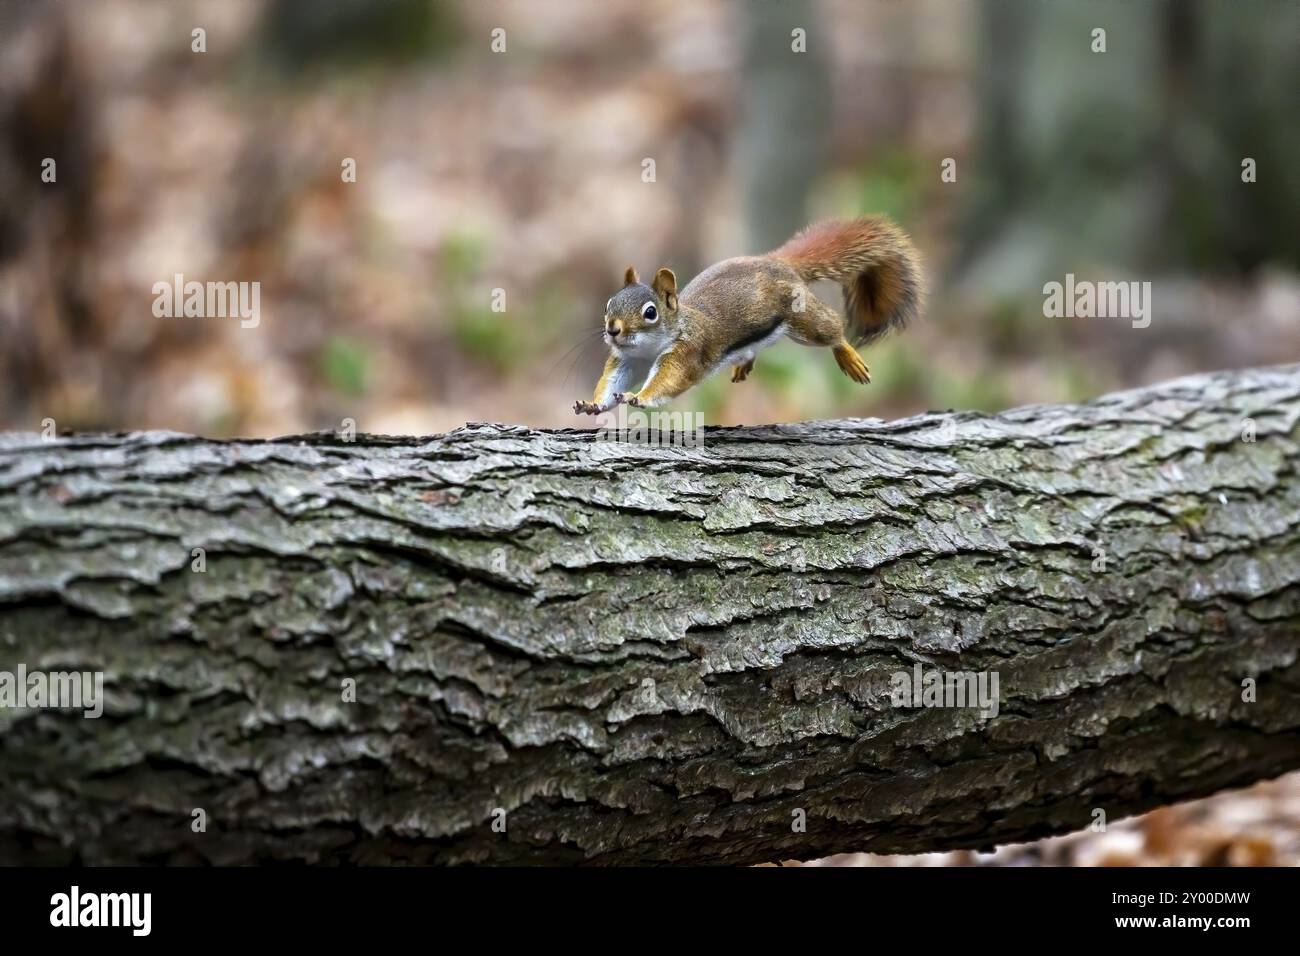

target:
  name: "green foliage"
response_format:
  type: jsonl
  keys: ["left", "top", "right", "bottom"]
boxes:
{"left": 927, "top": 365, "right": 1011, "bottom": 413}
{"left": 988, "top": 299, "right": 1046, "bottom": 357}
{"left": 319, "top": 336, "right": 370, "bottom": 397}
{"left": 852, "top": 149, "right": 928, "bottom": 225}
{"left": 440, "top": 231, "right": 489, "bottom": 280}
{"left": 260, "top": 0, "right": 460, "bottom": 72}
{"left": 442, "top": 231, "right": 506, "bottom": 371}
{"left": 752, "top": 346, "right": 807, "bottom": 392}
{"left": 690, "top": 375, "right": 728, "bottom": 420}
{"left": 449, "top": 304, "right": 511, "bottom": 370}
{"left": 441, "top": 231, "right": 579, "bottom": 375}
{"left": 862, "top": 339, "right": 925, "bottom": 401}
{"left": 1055, "top": 357, "right": 1101, "bottom": 404}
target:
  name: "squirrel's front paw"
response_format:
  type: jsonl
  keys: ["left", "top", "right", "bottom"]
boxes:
{"left": 573, "top": 400, "right": 603, "bottom": 416}
{"left": 618, "top": 392, "right": 644, "bottom": 407}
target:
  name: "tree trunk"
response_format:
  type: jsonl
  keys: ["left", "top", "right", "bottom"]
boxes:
{"left": 2, "top": 365, "right": 1298, "bottom": 865}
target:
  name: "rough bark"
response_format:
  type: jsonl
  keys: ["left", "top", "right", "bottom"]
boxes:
{"left": 1, "top": 365, "right": 1298, "bottom": 866}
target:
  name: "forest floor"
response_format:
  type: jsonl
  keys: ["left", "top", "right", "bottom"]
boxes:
{"left": 803, "top": 774, "right": 1299, "bottom": 867}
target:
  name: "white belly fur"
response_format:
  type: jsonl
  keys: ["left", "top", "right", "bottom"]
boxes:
{"left": 714, "top": 322, "right": 787, "bottom": 375}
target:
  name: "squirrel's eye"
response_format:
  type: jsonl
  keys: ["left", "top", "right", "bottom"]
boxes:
{"left": 642, "top": 302, "right": 658, "bottom": 322}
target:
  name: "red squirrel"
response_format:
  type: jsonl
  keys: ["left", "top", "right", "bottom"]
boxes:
{"left": 575, "top": 216, "right": 924, "bottom": 413}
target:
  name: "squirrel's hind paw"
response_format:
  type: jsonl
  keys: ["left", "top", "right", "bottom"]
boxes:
{"left": 832, "top": 344, "right": 872, "bottom": 385}
{"left": 731, "top": 359, "right": 755, "bottom": 383}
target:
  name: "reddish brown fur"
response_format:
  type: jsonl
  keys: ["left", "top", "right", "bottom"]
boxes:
{"left": 771, "top": 216, "right": 924, "bottom": 345}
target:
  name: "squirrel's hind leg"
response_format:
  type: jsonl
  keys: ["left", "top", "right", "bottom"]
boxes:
{"left": 785, "top": 291, "right": 843, "bottom": 346}
{"left": 785, "top": 292, "right": 872, "bottom": 386}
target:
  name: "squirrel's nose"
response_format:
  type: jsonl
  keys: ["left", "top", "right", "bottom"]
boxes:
{"left": 606, "top": 320, "right": 622, "bottom": 337}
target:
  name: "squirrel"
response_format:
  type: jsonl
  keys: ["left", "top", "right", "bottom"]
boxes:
{"left": 573, "top": 216, "right": 924, "bottom": 414}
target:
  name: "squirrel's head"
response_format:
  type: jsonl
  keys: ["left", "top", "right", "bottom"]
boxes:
{"left": 603, "top": 265, "right": 678, "bottom": 359}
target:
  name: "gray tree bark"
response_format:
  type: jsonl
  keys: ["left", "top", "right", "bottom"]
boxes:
{"left": 1, "top": 365, "right": 1298, "bottom": 865}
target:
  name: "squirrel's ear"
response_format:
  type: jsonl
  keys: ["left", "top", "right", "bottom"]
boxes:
{"left": 623, "top": 266, "right": 639, "bottom": 287}
{"left": 652, "top": 267, "right": 678, "bottom": 310}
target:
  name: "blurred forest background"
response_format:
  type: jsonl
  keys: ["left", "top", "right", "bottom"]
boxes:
{"left": 0, "top": 0, "right": 1295, "bottom": 436}
{"left": 0, "top": 0, "right": 1297, "bottom": 865}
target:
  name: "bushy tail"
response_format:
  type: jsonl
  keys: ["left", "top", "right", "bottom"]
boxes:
{"left": 771, "top": 216, "right": 924, "bottom": 345}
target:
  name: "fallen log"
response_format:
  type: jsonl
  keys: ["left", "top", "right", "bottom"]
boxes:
{"left": 1, "top": 364, "right": 1298, "bottom": 864}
